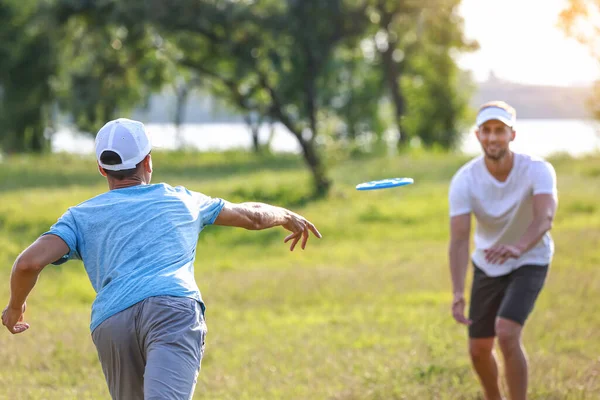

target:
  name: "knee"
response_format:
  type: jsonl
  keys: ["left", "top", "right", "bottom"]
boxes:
{"left": 495, "top": 320, "right": 522, "bottom": 353}
{"left": 469, "top": 340, "right": 493, "bottom": 361}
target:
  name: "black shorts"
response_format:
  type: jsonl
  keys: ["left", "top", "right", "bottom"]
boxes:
{"left": 468, "top": 263, "right": 549, "bottom": 338}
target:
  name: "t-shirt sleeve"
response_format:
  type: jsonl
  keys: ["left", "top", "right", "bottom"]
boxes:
{"left": 42, "top": 209, "right": 81, "bottom": 265}
{"left": 530, "top": 160, "right": 557, "bottom": 196}
{"left": 193, "top": 192, "right": 226, "bottom": 227}
{"left": 448, "top": 171, "right": 472, "bottom": 217}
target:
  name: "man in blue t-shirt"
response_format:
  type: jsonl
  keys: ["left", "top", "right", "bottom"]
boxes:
{"left": 2, "top": 118, "right": 322, "bottom": 400}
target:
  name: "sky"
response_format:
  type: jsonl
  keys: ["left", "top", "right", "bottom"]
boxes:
{"left": 456, "top": 0, "right": 600, "bottom": 87}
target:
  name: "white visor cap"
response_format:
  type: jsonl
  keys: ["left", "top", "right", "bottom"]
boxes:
{"left": 476, "top": 106, "right": 516, "bottom": 128}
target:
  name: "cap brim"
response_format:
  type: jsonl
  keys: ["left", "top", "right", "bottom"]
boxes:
{"left": 477, "top": 116, "right": 514, "bottom": 128}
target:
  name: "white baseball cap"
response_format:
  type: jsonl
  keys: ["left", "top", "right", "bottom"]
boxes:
{"left": 95, "top": 118, "right": 152, "bottom": 171}
{"left": 476, "top": 105, "right": 516, "bottom": 128}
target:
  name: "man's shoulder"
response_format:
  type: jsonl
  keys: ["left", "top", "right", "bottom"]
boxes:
{"left": 515, "top": 152, "right": 552, "bottom": 166}
{"left": 515, "top": 152, "right": 555, "bottom": 174}
{"left": 72, "top": 183, "right": 171, "bottom": 208}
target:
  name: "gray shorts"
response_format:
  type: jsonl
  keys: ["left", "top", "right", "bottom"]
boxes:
{"left": 91, "top": 296, "right": 207, "bottom": 400}
{"left": 468, "top": 263, "right": 548, "bottom": 338}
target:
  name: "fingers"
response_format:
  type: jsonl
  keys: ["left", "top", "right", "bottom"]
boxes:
{"left": 452, "top": 308, "right": 472, "bottom": 325}
{"left": 283, "top": 217, "right": 321, "bottom": 251}
{"left": 489, "top": 251, "right": 508, "bottom": 264}
{"left": 451, "top": 300, "right": 472, "bottom": 325}
{"left": 284, "top": 232, "right": 299, "bottom": 243}
{"left": 10, "top": 323, "right": 30, "bottom": 334}
{"left": 301, "top": 226, "right": 309, "bottom": 250}
{"left": 485, "top": 245, "right": 520, "bottom": 264}
{"left": 305, "top": 221, "right": 322, "bottom": 239}
{"left": 484, "top": 247, "right": 498, "bottom": 262}
{"left": 284, "top": 231, "right": 301, "bottom": 251}
{"left": 485, "top": 246, "right": 505, "bottom": 264}
{"left": 289, "top": 235, "right": 301, "bottom": 251}
{"left": 2, "top": 315, "right": 29, "bottom": 334}
{"left": 454, "top": 314, "right": 472, "bottom": 325}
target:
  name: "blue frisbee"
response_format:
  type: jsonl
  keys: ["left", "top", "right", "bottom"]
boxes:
{"left": 356, "top": 177, "right": 414, "bottom": 191}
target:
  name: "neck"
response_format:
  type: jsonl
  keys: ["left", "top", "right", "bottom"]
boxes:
{"left": 108, "top": 176, "right": 147, "bottom": 190}
{"left": 484, "top": 151, "right": 514, "bottom": 181}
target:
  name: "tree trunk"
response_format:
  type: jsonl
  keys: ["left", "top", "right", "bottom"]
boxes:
{"left": 297, "top": 135, "right": 331, "bottom": 197}
{"left": 379, "top": 36, "right": 408, "bottom": 148}
{"left": 174, "top": 84, "right": 190, "bottom": 149}
{"left": 2, "top": 109, "right": 48, "bottom": 153}
{"left": 377, "top": 3, "right": 409, "bottom": 148}
{"left": 273, "top": 110, "right": 331, "bottom": 197}
{"left": 244, "top": 114, "right": 264, "bottom": 154}
{"left": 251, "top": 129, "right": 260, "bottom": 153}
{"left": 260, "top": 74, "right": 331, "bottom": 197}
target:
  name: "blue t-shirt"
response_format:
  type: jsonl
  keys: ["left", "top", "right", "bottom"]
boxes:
{"left": 43, "top": 183, "right": 225, "bottom": 332}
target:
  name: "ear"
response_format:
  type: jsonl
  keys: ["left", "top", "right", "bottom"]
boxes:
{"left": 510, "top": 129, "right": 516, "bottom": 142}
{"left": 474, "top": 128, "right": 481, "bottom": 141}
{"left": 97, "top": 164, "right": 108, "bottom": 177}
{"left": 143, "top": 154, "right": 153, "bottom": 173}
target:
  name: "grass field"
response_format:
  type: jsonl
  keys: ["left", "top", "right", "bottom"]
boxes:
{"left": 0, "top": 150, "right": 598, "bottom": 399}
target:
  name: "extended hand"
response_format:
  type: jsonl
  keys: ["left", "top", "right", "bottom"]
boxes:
{"left": 2, "top": 302, "right": 29, "bottom": 334}
{"left": 484, "top": 244, "right": 522, "bottom": 264}
{"left": 282, "top": 211, "right": 322, "bottom": 251}
{"left": 451, "top": 295, "right": 471, "bottom": 325}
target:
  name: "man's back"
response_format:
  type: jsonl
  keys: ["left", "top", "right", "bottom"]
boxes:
{"left": 3, "top": 117, "right": 322, "bottom": 400}
{"left": 45, "top": 183, "right": 225, "bottom": 331}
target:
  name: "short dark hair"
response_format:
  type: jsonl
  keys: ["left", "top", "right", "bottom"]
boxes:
{"left": 99, "top": 151, "right": 141, "bottom": 180}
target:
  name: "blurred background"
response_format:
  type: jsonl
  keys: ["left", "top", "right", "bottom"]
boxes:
{"left": 1, "top": 0, "right": 600, "bottom": 195}
{"left": 1, "top": 1, "right": 599, "bottom": 399}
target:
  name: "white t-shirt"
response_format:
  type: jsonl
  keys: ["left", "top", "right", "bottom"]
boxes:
{"left": 449, "top": 152, "right": 558, "bottom": 277}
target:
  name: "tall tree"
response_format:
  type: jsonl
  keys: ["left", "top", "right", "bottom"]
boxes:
{"left": 369, "top": 0, "right": 420, "bottom": 146}
{"left": 0, "top": 0, "right": 57, "bottom": 152}
{"left": 368, "top": 0, "right": 477, "bottom": 149}
{"left": 55, "top": 0, "right": 374, "bottom": 196}
{"left": 134, "top": 0, "right": 370, "bottom": 195}
{"left": 53, "top": 9, "right": 171, "bottom": 133}
{"left": 400, "top": 0, "right": 478, "bottom": 149}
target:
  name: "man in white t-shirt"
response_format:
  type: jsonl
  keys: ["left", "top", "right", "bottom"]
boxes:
{"left": 448, "top": 101, "right": 558, "bottom": 400}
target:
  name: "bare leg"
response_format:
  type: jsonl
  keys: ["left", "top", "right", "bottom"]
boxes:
{"left": 496, "top": 318, "right": 527, "bottom": 400}
{"left": 469, "top": 338, "right": 504, "bottom": 400}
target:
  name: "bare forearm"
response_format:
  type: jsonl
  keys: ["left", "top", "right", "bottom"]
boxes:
{"left": 449, "top": 239, "right": 470, "bottom": 295}
{"left": 515, "top": 217, "right": 553, "bottom": 253}
{"left": 8, "top": 260, "right": 41, "bottom": 309}
{"left": 240, "top": 202, "right": 290, "bottom": 230}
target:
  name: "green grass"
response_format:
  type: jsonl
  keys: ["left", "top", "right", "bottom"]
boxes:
{"left": 0, "top": 150, "right": 599, "bottom": 399}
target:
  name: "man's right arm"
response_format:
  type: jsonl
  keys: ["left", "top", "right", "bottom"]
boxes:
{"left": 449, "top": 214, "right": 471, "bottom": 295}
{"left": 213, "top": 201, "right": 322, "bottom": 251}
{"left": 449, "top": 213, "right": 472, "bottom": 325}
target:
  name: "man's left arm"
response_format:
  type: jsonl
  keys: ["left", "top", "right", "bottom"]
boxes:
{"left": 486, "top": 160, "right": 558, "bottom": 264}
{"left": 485, "top": 194, "right": 557, "bottom": 264}
{"left": 2, "top": 235, "right": 69, "bottom": 334}
{"left": 514, "top": 193, "right": 557, "bottom": 252}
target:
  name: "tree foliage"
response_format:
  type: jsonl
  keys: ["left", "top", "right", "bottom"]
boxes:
{"left": 559, "top": 0, "right": 600, "bottom": 119}
{"left": 0, "top": 0, "right": 57, "bottom": 152}
{"left": 1, "top": 0, "right": 476, "bottom": 196}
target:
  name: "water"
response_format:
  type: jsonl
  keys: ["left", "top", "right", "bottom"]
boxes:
{"left": 460, "top": 119, "right": 600, "bottom": 157}
{"left": 51, "top": 119, "right": 600, "bottom": 158}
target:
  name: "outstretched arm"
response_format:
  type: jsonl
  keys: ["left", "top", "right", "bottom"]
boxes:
{"left": 213, "top": 201, "right": 322, "bottom": 251}
{"left": 2, "top": 235, "right": 69, "bottom": 334}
